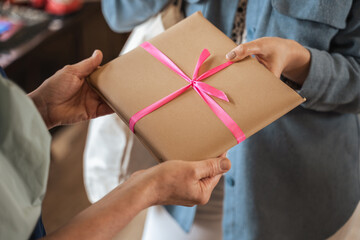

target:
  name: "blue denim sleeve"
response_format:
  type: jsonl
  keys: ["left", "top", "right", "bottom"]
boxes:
{"left": 299, "top": 1, "right": 360, "bottom": 113}
{"left": 101, "top": 0, "right": 171, "bottom": 33}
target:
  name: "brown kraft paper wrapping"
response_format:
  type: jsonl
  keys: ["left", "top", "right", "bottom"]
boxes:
{"left": 87, "top": 12, "right": 305, "bottom": 162}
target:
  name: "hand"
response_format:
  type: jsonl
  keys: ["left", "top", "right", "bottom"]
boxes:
{"left": 28, "top": 50, "right": 113, "bottom": 129}
{"left": 44, "top": 157, "right": 231, "bottom": 240}
{"left": 126, "top": 157, "right": 232, "bottom": 207}
{"left": 226, "top": 37, "right": 311, "bottom": 86}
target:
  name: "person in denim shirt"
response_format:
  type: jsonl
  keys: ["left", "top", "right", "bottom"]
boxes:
{"left": 102, "top": 0, "right": 360, "bottom": 239}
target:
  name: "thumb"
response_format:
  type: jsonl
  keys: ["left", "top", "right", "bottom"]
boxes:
{"left": 226, "top": 40, "right": 262, "bottom": 62}
{"left": 71, "top": 50, "right": 103, "bottom": 78}
{"left": 195, "top": 157, "right": 231, "bottom": 179}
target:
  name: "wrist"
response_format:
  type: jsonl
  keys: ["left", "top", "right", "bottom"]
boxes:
{"left": 139, "top": 175, "right": 159, "bottom": 207}
{"left": 121, "top": 173, "right": 159, "bottom": 209}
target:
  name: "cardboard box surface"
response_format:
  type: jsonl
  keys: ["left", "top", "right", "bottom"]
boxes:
{"left": 88, "top": 12, "right": 305, "bottom": 161}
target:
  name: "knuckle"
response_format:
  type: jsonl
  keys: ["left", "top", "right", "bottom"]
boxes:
{"left": 235, "top": 44, "right": 244, "bottom": 52}
{"left": 233, "top": 46, "right": 245, "bottom": 56}
{"left": 63, "top": 64, "right": 73, "bottom": 72}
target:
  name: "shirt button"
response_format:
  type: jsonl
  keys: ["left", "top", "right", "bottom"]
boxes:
{"left": 226, "top": 176, "right": 235, "bottom": 186}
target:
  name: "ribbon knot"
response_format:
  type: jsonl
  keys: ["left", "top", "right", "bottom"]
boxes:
{"left": 129, "top": 42, "right": 246, "bottom": 143}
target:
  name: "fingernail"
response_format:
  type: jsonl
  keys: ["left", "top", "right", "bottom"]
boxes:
{"left": 226, "top": 51, "right": 236, "bottom": 60}
{"left": 220, "top": 158, "right": 231, "bottom": 171}
{"left": 92, "top": 50, "right": 99, "bottom": 58}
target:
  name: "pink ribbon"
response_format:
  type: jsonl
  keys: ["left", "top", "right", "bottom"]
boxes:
{"left": 129, "top": 41, "right": 246, "bottom": 143}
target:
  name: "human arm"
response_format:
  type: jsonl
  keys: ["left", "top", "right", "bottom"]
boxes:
{"left": 226, "top": 2, "right": 360, "bottom": 113}
{"left": 102, "top": 0, "right": 171, "bottom": 33}
{"left": 28, "top": 50, "right": 113, "bottom": 129}
{"left": 43, "top": 157, "right": 231, "bottom": 240}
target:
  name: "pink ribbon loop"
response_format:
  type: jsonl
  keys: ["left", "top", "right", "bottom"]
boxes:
{"left": 129, "top": 42, "right": 246, "bottom": 143}
{"left": 195, "top": 81, "right": 229, "bottom": 102}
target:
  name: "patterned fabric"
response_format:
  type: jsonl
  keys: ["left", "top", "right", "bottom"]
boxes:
{"left": 231, "top": 0, "right": 247, "bottom": 45}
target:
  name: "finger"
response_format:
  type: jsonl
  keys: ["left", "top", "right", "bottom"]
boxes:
{"left": 195, "top": 157, "right": 231, "bottom": 179}
{"left": 226, "top": 40, "right": 263, "bottom": 62}
{"left": 71, "top": 50, "right": 103, "bottom": 78}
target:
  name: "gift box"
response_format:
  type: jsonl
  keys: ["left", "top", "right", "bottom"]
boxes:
{"left": 87, "top": 12, "right": 305, "bottom": 162}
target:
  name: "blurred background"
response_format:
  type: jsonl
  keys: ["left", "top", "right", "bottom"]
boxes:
{"left": 0, "top": 0, "right": 135, "bottom": 238}
{"left": 2, "top": 1, "right": 359, "bottom": 239}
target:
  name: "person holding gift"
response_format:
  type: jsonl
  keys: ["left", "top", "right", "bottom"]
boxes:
{"left": 102, "top": 0, "right": 360, "bottom": 239}
{"left": 0, "top": 50, "right": 232, "bottom": 240}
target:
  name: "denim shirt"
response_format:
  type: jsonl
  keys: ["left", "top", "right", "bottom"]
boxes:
{"left": 102, "top": 0, "right": 360, "bottom": 239}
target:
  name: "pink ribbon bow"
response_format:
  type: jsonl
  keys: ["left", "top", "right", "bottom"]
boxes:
{"left": 129, "top": 41, "right": 246, "bottom": 143}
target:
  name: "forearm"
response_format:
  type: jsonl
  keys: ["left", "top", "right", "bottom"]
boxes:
{"left": 297, "top": 1, "right": 360, "bottom": 113}
{"left": 41, "top": 157, "right": 231, "bottom": 239}
{"left": 298, "top": 48, "right": 360, "bottom": 113}
{"left": 44, "top": 182, "right": 154, "bottom": 240}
